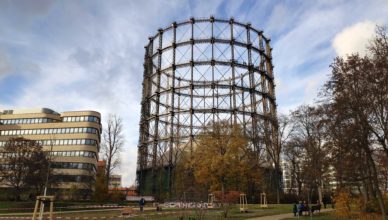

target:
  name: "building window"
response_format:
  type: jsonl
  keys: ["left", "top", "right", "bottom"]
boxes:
{"left": 0, "top": 127, "right": 99, "bottom": 136}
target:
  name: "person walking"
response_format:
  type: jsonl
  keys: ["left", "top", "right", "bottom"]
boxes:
{"left": 293, "top": 203, "right": 298, "bottom": 217}
{"left": 139, "top": 197, "right": 145, "bottom": 212}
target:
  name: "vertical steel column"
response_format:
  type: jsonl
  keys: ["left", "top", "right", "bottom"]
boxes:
{"left": 259, "top": 33, "right": 271, "bottom": 157}
{"left": 246, "top": 23, "right": 259, "bottom": 153}
{"left": 168, "top": 22, "right": 177, "bottom": 194}
{"left": 230, "top": 18, "right": 237, "bottom": 124}
{"left": 137, "top": 39, "right": 153, "bottom": 194}
{"left": 241, "top": 76, "right": 247, "bottom": 135}
{"left": 265, "top": 40, "right": 279, "bottom": 151}
{"left": 151, "top": 29, "right": 163, "bottom": 195}
{"left": 189, "top": 18, "right": 195, "bottom": 154}
{"left": 210, "top": 17, "right": 215, "bottom": 123}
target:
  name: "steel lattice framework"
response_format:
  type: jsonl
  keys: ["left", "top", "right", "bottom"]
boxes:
{"left": 137, "top": 17, "right": 278, "bottom": 197}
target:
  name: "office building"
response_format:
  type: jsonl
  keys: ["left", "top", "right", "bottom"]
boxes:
{"left": 0, "top": 108, "right": 101, "bottom": 198}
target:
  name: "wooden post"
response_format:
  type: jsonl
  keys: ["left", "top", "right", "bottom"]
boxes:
{"left": 260, "top": 193, "right": 268, "bottom": 208}
{"left": 32, "top": 198, "right": 40, "bottom": 219}
{"left": 32, "top": 196, "right": 55, "bottom": 220}
{"left": 239, "top": 193, "right": 248, "bottom": 212}
{"left": 50, "top": 200, "right": 54, "bottom": 220}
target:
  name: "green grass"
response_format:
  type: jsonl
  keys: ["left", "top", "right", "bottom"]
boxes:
{"left": 129, "top": 204, "right": 293, "bottom": 220}
{"left": 0, "top": 200, "right": 138, "bottom": 214}
{"left": 0, "top": 204, "right": 294, "bottom": 219}
{"left": 0, "top": 201, "right": 35, "bottom": 209}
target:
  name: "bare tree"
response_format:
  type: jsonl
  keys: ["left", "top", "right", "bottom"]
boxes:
{"left": 283, "top": 137, "right": 304, "bottom": 195}
{"left": 262, "top": 113, "right": 294, "bottom": 203}
{"left": 290, "top": 105, "right": 330, "bottom": 205}
{"left": 0, "top": 138, "right": 50, "bottom": 200}
{"left": 102, "top": 114, "right": 124, "bottom": 187}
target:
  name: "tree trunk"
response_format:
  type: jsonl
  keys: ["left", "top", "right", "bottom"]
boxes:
{"left": 318, "top": 180, "right": 323, "bottom": 205}
{"left": 359, "top": 183, "right": 368, "bottom": 211}
{"left": 275, "top": 163, "right": 281, "bottom": 204}
{"left": 365, "top": 147, "right": 387, "bottom": 220}
{"left": 106, "top": 158, "right": 111, "bottom": 188}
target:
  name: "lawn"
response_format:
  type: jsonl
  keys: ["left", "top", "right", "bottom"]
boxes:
{"left": 0, "top": 204, "right": 294, "bottom": 219}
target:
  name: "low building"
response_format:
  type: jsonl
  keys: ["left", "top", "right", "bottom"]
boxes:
{"left": 109, "top": 174, "right": 122, "bottom": 189}
{"left": 0, "top": 108, "right": 101, "bottom": 199}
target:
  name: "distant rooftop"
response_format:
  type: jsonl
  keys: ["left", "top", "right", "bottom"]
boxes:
{"left": 0, "top": 108, "right": 59, "bottom": 115}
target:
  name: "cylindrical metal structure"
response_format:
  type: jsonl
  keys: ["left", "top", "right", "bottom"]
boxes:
{"left": 137, "top": 17, "right": 278, "bottom": 197}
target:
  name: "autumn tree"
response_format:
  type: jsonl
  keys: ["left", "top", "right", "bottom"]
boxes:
{"left": 192, "top": 121, "right": 259, "bottom": 193}
{"left": 101, "top": 114, "right": 124, "bottom": 187}
{"left": 190, "top": 121, "right": 261, "bottom": 217}
{"left": 323, "top": 26, "right": 387, "bottom": 219}
{"left": 0, "top": 138, "right": 50, "bottom": 200}
{"left": 94, "top": 164, "right": 109, "bottom": 203}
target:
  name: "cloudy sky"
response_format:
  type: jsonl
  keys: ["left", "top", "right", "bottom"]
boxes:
{"left": 0, "top": 0, "right": 387, "bottom": 186}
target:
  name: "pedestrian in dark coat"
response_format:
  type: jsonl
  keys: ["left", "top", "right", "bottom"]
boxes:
{"left": 293, "top": 203, "right": 298, "bottom": 216}
{"left": 139, "top": 197, "right": 145, "bottom": 212}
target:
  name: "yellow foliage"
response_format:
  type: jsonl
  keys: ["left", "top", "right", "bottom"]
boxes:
{"left": 334, "top": 191, "right": 354, "bottom": 218}
{"left": 334, "top": 190, "right": 379, "bottom": 219}
{"left": 191, "top": 121, "right": 260, "bottom": 192}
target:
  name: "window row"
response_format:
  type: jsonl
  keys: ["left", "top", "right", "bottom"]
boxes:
{"left": 0, "top": 127, "right": 99, "bottom": 136}
{"left": 62, "top": 116, "right": 100, "bottom": 123}
{"left": 0, "top": 139, "right": 98, "bottom": 147}
{"left": 49, "top": 151, "right": 96, "bottom": 158}
{"left": 53, "top": 174, "right": 94, "bottom": 183}
{"left": 0, "top": 151, "right": 97, "bottom": 159}
{"left": 1, "top": 162, "right": 96, "bottom": 173}
{"left": 0, "top": 118, "right": 55, "bottom": 125}
{"left": 51, "top": 162, "right": 96, "bottom": 172}
{"left": 0, "top": 151, "right": 44, "bottom": 158}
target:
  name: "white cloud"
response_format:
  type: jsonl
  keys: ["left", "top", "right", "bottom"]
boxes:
{"left": 332, "top": 21, "right": 377, "bottom": 57}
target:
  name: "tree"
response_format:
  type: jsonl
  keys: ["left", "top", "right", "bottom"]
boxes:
{"left": 367, "top": 26, "right": 388, "bottom": 158}
{"left": 290, "top": 105, "right": 330, "bottom": 204}
{"left": 192, "top": 121, "right": 259, "bottom": 194}
{"left": 94, "top": 166, "right": 109, "bottom": 203}
{"left": 266, "top": 113, "right": 294, "bottom": 203}
{"left": 24, "top": 148, "right": 51, "bottom": 196}
{"left": 283, "top": 137, "right": 304, "bottom": 196}
{"left": 323, "top": 26, "right": 387, "bottom": 219}
{"left": 0, "top": 138, "right": 50, "bottom": 200}
{"left": 101, "top": 114, "right": 124, "bottom": 187}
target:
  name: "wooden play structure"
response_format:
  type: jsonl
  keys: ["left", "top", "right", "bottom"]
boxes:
{"left": 32, "top": 196, "right": 55, "bottom": 220}
{"left": 239, "top": 193, "right": 248, "bottom": 212}
{"left": 207, "top": 193, "right": 215, "bottom": 208}
{"left": 121, "top": 207, "right": 134, "bottom": 216}
{"left": 260, "top": 192, "right": 268, "bottom": 208}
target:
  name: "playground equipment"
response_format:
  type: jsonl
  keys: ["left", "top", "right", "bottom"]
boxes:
{"left": 32, "top": 196, "right": 54, "bottom": 220}
{"left": 239, "top": 193, "right": 248, "bottom": 212}
{"left": 260, "top": 192, "right": 268, "bottom": 208}
{"left": 122, "top": 207, "right": 135, "bottom": 216}
{"left": 207, "top": 193, "right": 215, "bottom": 208}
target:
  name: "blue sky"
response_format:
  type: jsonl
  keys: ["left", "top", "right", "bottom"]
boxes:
{"left": 0, "top": 0, "right": 387, "bottom": 186}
